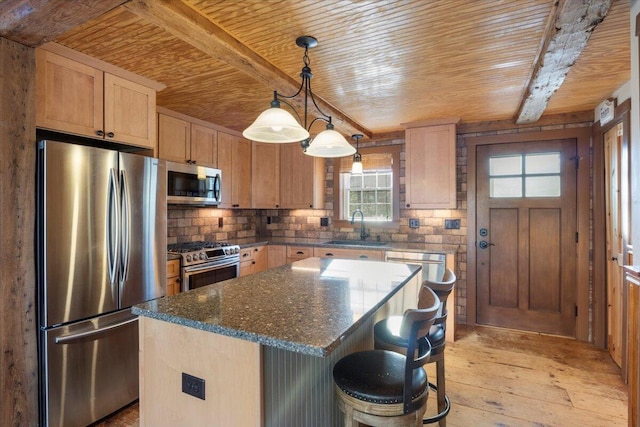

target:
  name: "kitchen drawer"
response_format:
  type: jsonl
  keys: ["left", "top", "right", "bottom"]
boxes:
{"left": 287, "top": 246, "right": 312, "bottom": 260}
{"left": 167, "top": 259, "right": 180, "bottom": 278}
{"left": 313, "top": 247, "right": 384, "bottom": 261}
{"left": 240, "top": 247, "right": 254, "bottom": 262}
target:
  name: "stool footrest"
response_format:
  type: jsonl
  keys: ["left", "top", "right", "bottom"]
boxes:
{"left": 422, "top": 382, "right": 451, "bottom": 424}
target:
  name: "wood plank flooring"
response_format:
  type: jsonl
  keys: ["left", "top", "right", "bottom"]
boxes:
{"left": 100, "top": 326, "right": 627, "bottom": 426}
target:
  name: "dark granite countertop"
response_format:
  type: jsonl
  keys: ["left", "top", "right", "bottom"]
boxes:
{"left": 133, "top": 257, "right": 420, "bottom": 357}
{"left": 232, "top": 237, "right": 457, "bottom": 254}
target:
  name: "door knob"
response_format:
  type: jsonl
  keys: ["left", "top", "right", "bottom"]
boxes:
{"left": 478, "top": 240, "right": 494, "bottom": 249}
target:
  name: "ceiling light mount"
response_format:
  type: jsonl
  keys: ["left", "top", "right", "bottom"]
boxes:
{"left": 243, "top": 35, "right": 355, "bottom": 158}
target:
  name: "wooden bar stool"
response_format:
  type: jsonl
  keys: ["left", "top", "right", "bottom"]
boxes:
{"left": 374, "top": 269, "right": 456, "bottom": 426}
{"left": 333, "top": 286, "right": 440, "bottom": 427}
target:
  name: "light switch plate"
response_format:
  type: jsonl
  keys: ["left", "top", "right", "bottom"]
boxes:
{"left": 409, "top": 218, "right": 419, "bottom": 228}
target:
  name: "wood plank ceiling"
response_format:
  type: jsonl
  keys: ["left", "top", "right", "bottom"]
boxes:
{"left": 4, "top": 0, "right": 631, "bottom": 139}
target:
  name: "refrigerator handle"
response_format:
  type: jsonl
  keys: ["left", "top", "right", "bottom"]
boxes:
{"left": 120, "top": 169, "right": 131, "bottom": 283}
{"left": 107, "top": 168, "right": 120, "bottom": 289}
{"left": 54, "top": 317, "right": 138, "bottom": 344}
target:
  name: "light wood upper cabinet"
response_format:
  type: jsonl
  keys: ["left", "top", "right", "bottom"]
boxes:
{"left": 218, "top": 132, "right": 251, "bottom": 208}
{"left": 36, "top": 49, "right": 156, "bottom": 149}
{"left": 190, "top": 123, "right": 218, "bottom": 167}
{"left": 252, "top": 142, "right": 281, "bottom": 208}
{"left": 158, "top": 111, "right": 218, "bottom": 167}
{"left": 103, "top": 73, "right": 156, "bottom": 148}
{"left": 158, "top": 114, "right": 190, "bottom": 162}
{"left": 404, "top": 121, "right": 458, "bottom": 209}
{"left": 280, "top": 143, "right": 325, "bottom": 209}
{"left": 250, "top": 142, "right": 325, "bottom": 209}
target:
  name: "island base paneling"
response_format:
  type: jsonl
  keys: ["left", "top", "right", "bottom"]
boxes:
{"left": 138, "top": 317, "right": 262, "bottom": 427}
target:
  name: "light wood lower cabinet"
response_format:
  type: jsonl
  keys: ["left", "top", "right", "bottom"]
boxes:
{"left": 268, "top": 245, "right": 287, "bottom": 269}
{"left": 313, "top": 247, "right": 384, "bottom": 261}
{"left": 240, "top": 245, "right": 268, "bottom": 277}
{"left": 167, "top": 259, "right": 181, "bottom": 296}
{"left": 286, "top": 245, "right": 313, "bottom": 264}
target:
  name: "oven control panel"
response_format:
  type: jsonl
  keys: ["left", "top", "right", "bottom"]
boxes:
{"left": 180, "top": 245, "right": 240, "bottom": 266}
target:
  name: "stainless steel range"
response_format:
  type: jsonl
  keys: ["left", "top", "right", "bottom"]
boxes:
{"left": 168, "top": 241, "right": 240, "bottom": 291}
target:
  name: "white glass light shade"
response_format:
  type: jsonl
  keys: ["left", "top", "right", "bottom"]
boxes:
{"left": 242, "top": 107, "right": 310, "bottom": 143}
{"left": 304, "top": 129, "right": 356, "bottom": 158}
{"left": 351, "top": 159, "right": 363, "bottom": 174}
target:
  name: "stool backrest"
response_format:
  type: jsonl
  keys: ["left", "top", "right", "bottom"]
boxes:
{"left": 400, "top": 286, "right": 440, "bottom": 413}
{"left": 420, "top": 268, "right": 456, "bottom": 321}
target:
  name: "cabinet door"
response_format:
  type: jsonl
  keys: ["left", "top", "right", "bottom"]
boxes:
{"left": 252, "top": 245, "right": 268, "bottom": 272}
{"left": 233, "top": 137, "right": 252, "bottom": 208}
{"left": 158, "top": 114, "right": 190, "bottom": 163}
{"left": 36, "top": 49, "right": 104, "bottom": 138}
{"left": 268, "top": 245, "right": 287, "bottom": 268}
{"left": 405, "top": 124, "right": 456, "bottom": 209}
{"left": 104, "top": 73, "right": 156, "bottom": 148}
{"left": 190, "top": 123, "right": 217, "bottom": 167}
{"left": 252, "top": 142, "right": 280, "bottom": 208}
{"left": 280, "top": 143, "right": 324, "bottom": 209}
{"left": 217, "top": 132, "right": 234, "bottom": 208}
{"left": 218, "top": 132, "right": 252, "bottom": 208}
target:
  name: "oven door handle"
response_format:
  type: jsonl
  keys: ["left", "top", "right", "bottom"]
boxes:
{"left": 183, "top": 260, "right": 239, "bottom": 274}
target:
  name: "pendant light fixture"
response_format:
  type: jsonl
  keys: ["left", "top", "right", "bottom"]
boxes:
{"left": 351, "top": 134, "right": 364, "bottom": 174}
{"left": 243, "top": 36, "right": 356, "bottom": 158}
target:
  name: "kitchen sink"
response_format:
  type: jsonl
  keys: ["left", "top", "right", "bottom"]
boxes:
{"left": 324, "top": 240, "right": 388, "bottom": 247}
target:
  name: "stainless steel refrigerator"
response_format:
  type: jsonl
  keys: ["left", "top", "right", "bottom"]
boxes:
{"left": 37, "top": 140, "right": 166, "bottom": 427}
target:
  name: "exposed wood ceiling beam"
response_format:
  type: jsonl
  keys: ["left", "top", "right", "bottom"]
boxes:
{"left": 0, "top": 0, "right": 127, "bottom": 47}
{"left": 124, "top": 0, "right": 371, "bottom": 139}
{"left": 515, "top": 0, "right": 611, "bottom": 124}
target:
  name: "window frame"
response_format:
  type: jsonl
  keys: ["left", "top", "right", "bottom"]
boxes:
{"left": 333, "top": 144, "right": 401, "bottom": 229}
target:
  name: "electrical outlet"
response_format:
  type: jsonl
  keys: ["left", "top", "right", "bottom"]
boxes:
{"left": 182, "top": 372, "right": 205, "bottom": 400}
{"left": 409, "top": 218, "right": 419, "bottom": 228}
{"left": 445, "top": 219, "right": 460, "bottom": 229}
{"left": 266, "top": 216, "right": 272, "bottom": 225}
{"left": 320, "top": 217, "right": 329, "bottom": 226}
{"left": 218, "top": 217, "right": 223, "bottom": 228}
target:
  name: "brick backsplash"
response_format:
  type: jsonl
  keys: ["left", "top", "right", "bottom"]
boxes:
{"left": 167, "top": 121, "right": 593, "bottom": 327}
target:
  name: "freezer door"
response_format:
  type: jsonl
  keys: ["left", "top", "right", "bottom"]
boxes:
{"left": 39, "top": 141, "right": 119, "bottom": 327}
{"left": 40, "top": 310, "right": 138, "bottom": 427}
{"left": 118, "top": 153, "right": 166, "bottom": 308}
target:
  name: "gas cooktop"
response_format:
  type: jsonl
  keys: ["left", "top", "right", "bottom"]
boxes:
{"left": 168, "top": 241, "right": 236, "bottom": 253}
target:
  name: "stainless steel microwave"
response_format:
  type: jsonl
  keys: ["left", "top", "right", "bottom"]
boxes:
{"left": 166, "top": 161, "right": 221, "bottom": 206}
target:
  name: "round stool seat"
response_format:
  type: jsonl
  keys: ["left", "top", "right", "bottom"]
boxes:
{"left": 333, "top": 350, "right": 428, "bottom": 405}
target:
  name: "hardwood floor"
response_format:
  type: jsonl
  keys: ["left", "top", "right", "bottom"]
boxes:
{"left": 101, "top": 326, "right": 627, "bottom": 426}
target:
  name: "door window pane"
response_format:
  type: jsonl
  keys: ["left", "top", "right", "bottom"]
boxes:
{"left": 490, "top": 155, "right": 522, "bottom": 176}
{"left": 525, "top": 176, "right": 561, "bottom": 197}
{"left": 490, "top": 177, "right": 522, "bottom": 197}
{"left": 525, "top": 153, "right": 560, "bottom": 174}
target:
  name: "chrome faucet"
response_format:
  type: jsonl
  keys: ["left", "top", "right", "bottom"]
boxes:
{"left": 351, "top": 209, "right": 370, "bottom": 241}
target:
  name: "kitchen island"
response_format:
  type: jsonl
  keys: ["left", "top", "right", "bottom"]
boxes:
{"left": 133, "top": 257, "right": 421, "bottom": 427}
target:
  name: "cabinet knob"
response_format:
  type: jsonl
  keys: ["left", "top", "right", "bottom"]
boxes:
{"left": 95, "top": 130, "right": 105, "bottom": 137}
{"left": 275, "top": 204, "right": 279, "bottom": 208}
{"left": 309, "top": 204, "right": 313, "bottom": 208}
{"left": 406, "top": 204, "right": 410, "bottom": 208}
{"left": 106, "top": 132, "right": 115, "bottom": 138}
